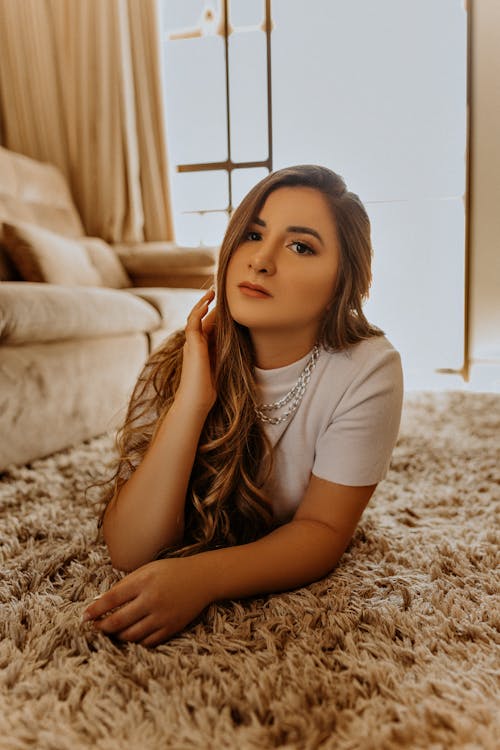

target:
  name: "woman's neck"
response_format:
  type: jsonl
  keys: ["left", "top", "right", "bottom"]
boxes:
{"left": 250, "top": 330, "right": 318, "bottom": 370}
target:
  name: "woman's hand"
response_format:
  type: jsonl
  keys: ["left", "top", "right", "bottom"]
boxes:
{"left": 82, "top": 556, "right": 212, "bottom": 647}
{"left": 176, "top": 287, "right": 217, "bottom": 413}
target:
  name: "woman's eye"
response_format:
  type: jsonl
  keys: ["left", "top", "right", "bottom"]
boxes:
{"left": 290, "top": 241, "right": 315, "bottom": 256}
{"left": 246, "top": 230, "right": 261, "bottom": 241}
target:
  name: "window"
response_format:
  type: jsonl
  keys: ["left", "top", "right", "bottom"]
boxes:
{"left": 159, "top": 0, "right": 468, "bottom": 387}
{"left": 160, "top": 0, "right": 272, "bottom": 246}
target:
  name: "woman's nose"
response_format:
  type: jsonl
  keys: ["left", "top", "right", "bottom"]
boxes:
{"left": 248, "top": 244, "right": 276, "bottom": 274}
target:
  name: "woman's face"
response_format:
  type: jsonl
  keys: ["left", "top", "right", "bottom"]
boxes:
{"left": 226, "top": 186, "right": 341, "bottom": 345}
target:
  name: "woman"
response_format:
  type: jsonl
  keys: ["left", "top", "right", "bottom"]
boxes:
{"left": 82, "top": 165, "right": 403, "bottom": 646}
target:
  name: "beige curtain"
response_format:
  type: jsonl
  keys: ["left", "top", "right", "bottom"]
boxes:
{"left": 0, "top": 0, "right": 174, "bottom": 243}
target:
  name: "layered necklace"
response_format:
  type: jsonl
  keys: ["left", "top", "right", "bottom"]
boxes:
{"left": 254, "top": 345, "right": 321, "bottom": 425}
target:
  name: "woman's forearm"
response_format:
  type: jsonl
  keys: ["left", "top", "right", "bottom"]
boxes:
{"left": 102, "top": 396, "right": 209, "bottom": 571}
{"left": 194, "top": 518, "right": 345, "bottom": 602}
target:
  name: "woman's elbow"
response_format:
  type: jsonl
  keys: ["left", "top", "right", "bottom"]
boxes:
{"left": 101, "top": 517, "right": 148, "bottom": 572}
{"left": 100, "top": 504, "right": 183, "bottom": 572}
{"left": 102, "top": 531, "right": 139, "bottom": 572}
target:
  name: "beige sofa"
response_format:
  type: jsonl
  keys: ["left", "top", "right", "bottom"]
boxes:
{"left": 0, "top": 146, "right": 218, "bottom": 471}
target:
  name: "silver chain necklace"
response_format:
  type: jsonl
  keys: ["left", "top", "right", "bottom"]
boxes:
{"left": 254, "top": 345, "right": 321, "bottom": 425}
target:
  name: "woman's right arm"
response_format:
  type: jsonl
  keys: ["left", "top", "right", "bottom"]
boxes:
{"left": 101, "top": 289, "right": 216, "bottom": 572}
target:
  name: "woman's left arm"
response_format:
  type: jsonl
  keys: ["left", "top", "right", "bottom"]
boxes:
{"left": 200, "top": 476, "right": 377, "bottom": 600}
{"left": 82, "top": 477, "right": 375, "bottom": 646}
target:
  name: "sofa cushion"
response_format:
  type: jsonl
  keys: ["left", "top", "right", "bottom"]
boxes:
{"left": 2, "top": 220, "right": 102, "bottom": 286}
{"left": 80, "top": 237, "right": 131, "bottom": 288}
{"left": 127, "top": 287, "right": 203, "bottom": 332}
{"left": 0, "top": 283, "right": 161, "bottom": 345}
{"left": 0, "top": 146, "right": 85, "bottom": 238}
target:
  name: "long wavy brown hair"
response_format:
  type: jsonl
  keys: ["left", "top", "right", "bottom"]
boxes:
{"left": 92, "top": 165, "right": 383, "bottom": 559}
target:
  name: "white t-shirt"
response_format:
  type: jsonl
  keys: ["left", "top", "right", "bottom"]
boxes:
{"left": 254, "top": 335, "right": 404, "bottom": 523}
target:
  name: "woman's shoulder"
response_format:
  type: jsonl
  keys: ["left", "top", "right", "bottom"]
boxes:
{"left": 315, "top": 335, "right": 403, "bottom": 416}
{"left": 316, "top": 334, "right": 403, "bottom": 399}
{"left": 322, "top": 334, "right": 401, "bottom": 371}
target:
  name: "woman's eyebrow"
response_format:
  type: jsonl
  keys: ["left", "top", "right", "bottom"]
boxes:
{"left": 252, "top": 216, "right": 324, "bottom": 246}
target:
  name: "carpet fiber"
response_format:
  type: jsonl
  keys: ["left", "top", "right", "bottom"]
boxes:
{"left": 0, "top": 392, "right": 499, "bottom": 749}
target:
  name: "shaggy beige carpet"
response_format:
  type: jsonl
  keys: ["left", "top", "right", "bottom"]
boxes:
{"left": 0, "top": 391, "right": 499, "bottom": 750}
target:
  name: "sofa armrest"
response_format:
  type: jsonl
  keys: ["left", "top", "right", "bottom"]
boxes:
{"left": 113, "top": 241, "right": 218, "bottom": 289}
{"left": 0, "top": 282, "right": 161, "bottom": 345}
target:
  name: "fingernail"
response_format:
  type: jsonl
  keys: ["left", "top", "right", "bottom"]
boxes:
{"left": 82, "top": 611, "right": 92, "bottom": 623}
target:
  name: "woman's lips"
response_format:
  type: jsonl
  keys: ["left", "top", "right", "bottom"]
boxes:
{"left": 238, "top": 283, "right": 272, "bottom": 299}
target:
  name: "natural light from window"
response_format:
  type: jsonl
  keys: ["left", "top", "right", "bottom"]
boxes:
{"left": 159, "top": 0, "right": 468, "bottom": 390}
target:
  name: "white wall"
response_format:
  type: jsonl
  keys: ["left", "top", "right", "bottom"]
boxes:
{"left": 469, "top": 0, "right": 500, "bottom": 380}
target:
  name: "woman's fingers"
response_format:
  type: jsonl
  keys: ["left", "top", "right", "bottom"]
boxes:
{"left": 195, "top": 287, "right": 215, "bottom": 307}
{"left": 202, "top": 304, "right": 217, "bottom": 335}
{"left": 88, "top": 595, "right": 145, "bottom": 633}
{"left": 140, "top": 629, "right": 171, "bottom": 648}
{"left": 83, "top": 589, "right": 128, "bottom": 622}
{"left": 185, "top": 288, "right": 215, "bottom": 334}
{"left": 82, "top": 570, "right": 145, "bottom": 625}
{"left": 179, "top": 287, "right": 217, "bottom": 410}
{"left": 115, "top": 613, "right": 158, "bottom": 642}
{"left": 192, "top": 287, "right": 215, "bottom": 313}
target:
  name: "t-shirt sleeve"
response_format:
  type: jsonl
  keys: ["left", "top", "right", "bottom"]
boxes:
{"left": 313, "top": 345, "right": 404, "bottom": 486}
